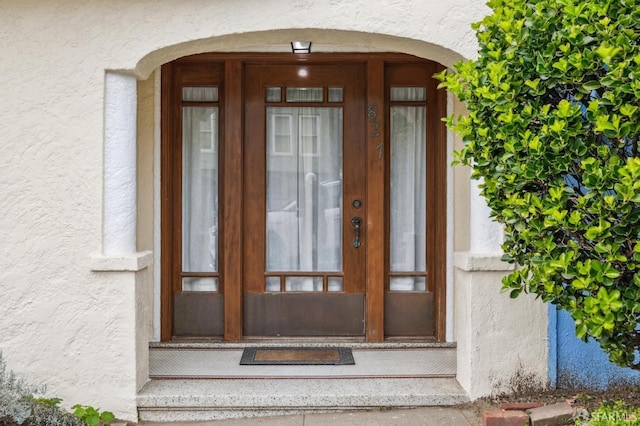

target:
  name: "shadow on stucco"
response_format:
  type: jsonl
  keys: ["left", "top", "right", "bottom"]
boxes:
{"left": 491, "top": 362, "right": 549, "bottom": 398}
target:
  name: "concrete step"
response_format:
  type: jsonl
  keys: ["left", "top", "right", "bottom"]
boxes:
{"left": 137, "top": 377, "right": 469, "bottom": 422}
{"left": 148, "top": 346, "right": 457, "bottom": 379}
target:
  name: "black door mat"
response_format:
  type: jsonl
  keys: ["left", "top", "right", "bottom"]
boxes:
{"left": 240, "top": 347, "right": 355, "bottom": 365}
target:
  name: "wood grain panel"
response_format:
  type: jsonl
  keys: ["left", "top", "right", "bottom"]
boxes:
{"left": 431, "top": 62, "right": 448, "bottom": 341}
{"left": 365, "top": 59, "right": 386, "bottom": 342}
{"left": 244, "top": 293, "right": 365, "bottom": 336}
{"left": 384, "top": 292, "right": 434, "bottom": 337}
{"left": 223, "top": 59, "right": 244, "bottom": 341}
{"left": 174, "top": 293, "right": 224, "bottom": 337}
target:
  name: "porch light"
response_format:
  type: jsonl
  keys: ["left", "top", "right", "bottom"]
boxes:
{"left": 291, "top": 41, "right": 312, "bottom": 54}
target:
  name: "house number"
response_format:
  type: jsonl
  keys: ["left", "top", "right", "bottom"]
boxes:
{"left": 367, "top": 104, "right": 383, "bottom": 159}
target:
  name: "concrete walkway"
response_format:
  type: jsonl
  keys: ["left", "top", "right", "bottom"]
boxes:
{"left": 138, "top": 407, "right": 481, "bottom": 425}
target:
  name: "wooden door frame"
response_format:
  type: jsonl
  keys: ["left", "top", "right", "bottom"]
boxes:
{"left": 160, "top": 53, "right": 447, "bottom": 342}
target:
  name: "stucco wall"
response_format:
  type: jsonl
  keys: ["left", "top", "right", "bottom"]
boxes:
{"left": 454, "top": 262, "right": 549, "bottom": 399}
{"left": 0, "top": 0, "right": 553, "bottom": 420}
{"left": 550, "top": 308, "right": 640, "bottom": 389}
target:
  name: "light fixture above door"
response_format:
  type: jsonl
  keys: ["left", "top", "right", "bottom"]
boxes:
{"left": 291, "top": 41, "right": 312, "bottom": 54}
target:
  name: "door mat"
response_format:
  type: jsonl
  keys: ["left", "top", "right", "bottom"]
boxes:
{"left": 240, "top": 347, "right": 355, "bottom": 365}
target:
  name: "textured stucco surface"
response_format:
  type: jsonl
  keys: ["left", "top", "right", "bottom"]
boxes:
{"left": 104, "top": 73, "right": 137, "bottom": 255}
{"left": 0, "top": 0, "right": 535, "bottom": 420}
{"left": 454, "top": 260, "right": 549, "bottom": 399}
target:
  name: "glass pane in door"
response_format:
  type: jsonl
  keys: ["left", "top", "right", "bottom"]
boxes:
{"left": 266, "top": 107, "right": 343, "bottom": 278}
{"left": 390, "top": 106, "right": 427, "bottom": 291}
{"left": 182, "top": 107, "right": 219, "bottom": 290}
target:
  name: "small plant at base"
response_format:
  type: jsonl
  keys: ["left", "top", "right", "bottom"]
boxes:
{"left": 0, "top": 351, "right": 100, "bottom": 426}
{"left": 0, "top": 352, "right": 45, "bottom": 425}
{"left": 72, "top": 405, "right": 115, "bottom": 426}
{"left": 0, "top": 352, "right": 82, "bottom": 425}
{"left": 33, "top": 397, "right": 63, "bottom": 407}
{"left": 27, "top": 398, "right": 83, "bottom": 426}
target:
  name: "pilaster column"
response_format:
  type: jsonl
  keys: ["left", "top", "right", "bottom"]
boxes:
{"left": 469, "top": 179, "right": 503, "bottom": 253}
{"left": 104, "top": 72, "right": 137, "bottom": 255}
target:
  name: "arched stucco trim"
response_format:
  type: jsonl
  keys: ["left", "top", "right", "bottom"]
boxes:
{"left": 132, "top": 29, "right": 468, "bottom": 79}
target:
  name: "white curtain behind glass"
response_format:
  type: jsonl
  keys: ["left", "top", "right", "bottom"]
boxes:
{"left": 390, "top": 105, "right": 427, "bottom": 291}
{"left": 182, "top": 107, "right": 219, "bottom": 290}
{"left": 266, "top": 107, "right": 343, "bottom": 290}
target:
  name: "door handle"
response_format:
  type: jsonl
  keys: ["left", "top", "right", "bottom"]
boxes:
{"left": 351, "top": 217, "right": 362, "bottom": 248}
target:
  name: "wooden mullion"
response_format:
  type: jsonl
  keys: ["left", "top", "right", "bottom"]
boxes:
{"left": 337, "top": 64, "right": 366, "bottom": 295}
{"left": 388, "top": 272, "right": 429, "bottom": 277}
{"left": 431, "top": 62, "right": 448, "bottom": 342}
{"left": 264, "top": 102, "right": 342, "bottom": 108}
{"left": 161, "top": 63, "right": 185, "bottom": 339}
{"left": 387, "top": 101, "right": 429, "bottom": 108}
{"left": 180, "top": 272, "right": 221, "bottom": 277}
{"left": 181, "top": 101, "right": 219, "bottom": 107}
{"left": 160, "top": 63, "right": 174, "bottom": 341}
{"left": 242, "top": 64, "right": 267, "bottom": 295}
{"left": 266, "top": 272, "right": 336, "bottom": 277}
{"left": 365, "top": 59, "right": 385, "bottom": 342}
{"left": 223, "top": 59, "right": 244, "bottom": 341}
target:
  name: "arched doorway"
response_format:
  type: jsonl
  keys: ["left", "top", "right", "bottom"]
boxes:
{"left": 160, "top": 53, "right": 447, "bottom": 342}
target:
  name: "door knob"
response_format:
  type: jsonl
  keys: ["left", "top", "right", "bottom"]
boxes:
{"left": 351, "top": 216, "right": 362, "bottom": 248}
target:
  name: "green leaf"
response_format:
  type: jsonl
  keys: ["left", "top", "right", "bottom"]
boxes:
{"left": 73, "top": 406, "right": 86, "bottom": 418}
{"left": 501, "top": 253, "right": 515, "bottom": 263}
{"left": 585, "top": 227, "right": 600, "bottom": 240}
{"left": 582, "top": 80, "right": 601, "bottom": 91}
{"left": 524, "top": 78, "right": 540, "bottom": 91}
{"left": 596, "top": 44, "right": 622, "bottom": 64}
{"left": 552, "top": 58, "right": 569, "bottom": 73}
{"left": 591, "top": 324, "right": 604, "bottom": 338}
{"left": 86, "top": 415, "right": 99, "bottom": 426}
{"left": 101, "top": 411, "right": 116, "bottom": 421}
{"left": 620, "top": 104, "right": 638, "bottom": 117}
{"left": 556, "top": 100, "right": 574, "bottom": 118}
{"left": 576, "top": 323, "right": 588, "bottom": 339}
{"left": 604, "top": 267, "right": 620, "bottom": 279}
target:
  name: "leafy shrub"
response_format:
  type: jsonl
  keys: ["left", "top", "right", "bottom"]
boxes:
{"left": 0, "top": 352, "right": 82, "bottom": 425}
{"left": 0, "top": 352, "right": 43, "bottom": 425}
{"left": 437, "top": 0, "right": 640, "bottom": 368}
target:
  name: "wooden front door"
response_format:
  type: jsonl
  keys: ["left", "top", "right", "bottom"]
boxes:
{"left": 161, "top": 54, "right": 446, "bottom": 342}
{"left": 242, "top": 63, "right": 366, "bottom": 336}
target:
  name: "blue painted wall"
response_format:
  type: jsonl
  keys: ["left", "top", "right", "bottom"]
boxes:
{"left": 549, "top": 306, "right": 640, "bottom": 389}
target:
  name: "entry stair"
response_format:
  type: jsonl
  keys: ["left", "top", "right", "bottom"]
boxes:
{"left": 137, "top": 342, "right": 468, "bottom": 422}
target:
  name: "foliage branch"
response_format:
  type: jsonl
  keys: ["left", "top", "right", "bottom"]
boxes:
{"left": 437, "top": 0, "right": 640, "bottom": 369}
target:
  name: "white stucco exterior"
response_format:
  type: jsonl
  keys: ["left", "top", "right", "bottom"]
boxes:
{"left": 0, "top": 0, "right": 547, "bottom": 421}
